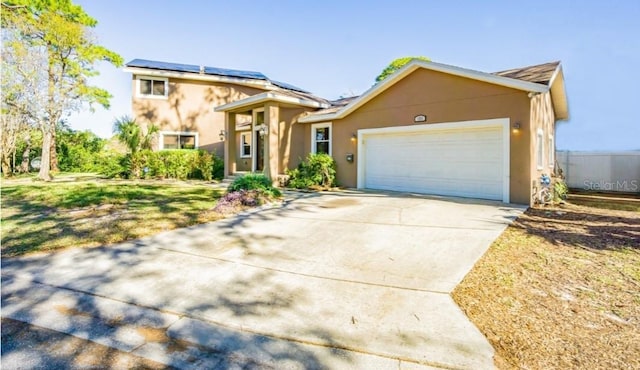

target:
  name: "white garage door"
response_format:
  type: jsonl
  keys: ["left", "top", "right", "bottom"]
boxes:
{"left": 361, "top": 121, "right": 507, "bottom": 201}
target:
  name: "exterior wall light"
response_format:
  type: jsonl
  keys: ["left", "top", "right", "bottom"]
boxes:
{"left": 219, "top": 130, "right": 226, "bottom": 141}
{"left": 512, "top": 123, "right": 521, "bottom": 133}
{"left": 258, "top": 124, "right": 267, "bottom": 137}
{"left": 351, "top": 133, "right": 357, "bottom": 142}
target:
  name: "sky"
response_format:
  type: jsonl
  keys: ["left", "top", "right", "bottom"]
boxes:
{"left": 68, "top": 0, "right": 640, "bottom": 151}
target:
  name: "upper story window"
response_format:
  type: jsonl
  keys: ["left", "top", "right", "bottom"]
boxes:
{"left": 136, "top": 76, "right": 168, "bottom": 99}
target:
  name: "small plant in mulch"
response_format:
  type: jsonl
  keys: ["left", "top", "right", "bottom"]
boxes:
{"left": 214, "top": 174, "right": 282, "bottom": 215}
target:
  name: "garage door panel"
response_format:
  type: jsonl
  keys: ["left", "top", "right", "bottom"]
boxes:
{"left": 363, "top": 125, "right": 504, "bottom": 201}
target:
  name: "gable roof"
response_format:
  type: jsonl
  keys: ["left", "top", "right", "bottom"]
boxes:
{"left": 299, "top": 59, "right": 568, "bottom": 122}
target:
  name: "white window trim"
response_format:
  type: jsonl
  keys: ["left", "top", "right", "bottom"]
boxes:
{"left": 311, "top": 122, "right": 332, "bottom": 156}
{"left": 240, "top": 132, "right": 251, "bottom": 158}
{"left": 159, "top": 131, "right": 199, "bottom": 150}
{"left": 536, "top": 129, "right": 544, "bottom": 170}
{"left": 548, "top": 134, "right": 554, "bottom": 168}
{"left": 136, "top": 75, "right": 168, "bottom": 99}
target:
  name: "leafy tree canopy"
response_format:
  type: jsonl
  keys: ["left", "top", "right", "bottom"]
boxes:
{"left": 1, "top": 0, "right": 123, "bottom": 180}
{"left": 375, "top": 56, "right": 431, "bottom": 83}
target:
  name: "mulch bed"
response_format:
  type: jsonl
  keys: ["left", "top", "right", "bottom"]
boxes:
{"left": 452, "top": 202, "right": 640, "bottom": 369}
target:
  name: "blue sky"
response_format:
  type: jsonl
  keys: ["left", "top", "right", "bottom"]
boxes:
{"left": 69, "top": 0, "right": 640, "bottom": 150}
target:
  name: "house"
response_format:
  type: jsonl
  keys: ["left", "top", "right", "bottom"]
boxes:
{"left": 125, "top": 58, "right": 568, "bottom": 205}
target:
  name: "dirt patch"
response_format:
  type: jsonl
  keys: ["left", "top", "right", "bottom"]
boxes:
{"left": 453, "top": 202, "right": 640, "bottom": 369}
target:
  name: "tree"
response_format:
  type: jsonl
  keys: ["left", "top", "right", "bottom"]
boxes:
{"left": 1, "top": 0, "right": 123, "bottom": 180}
{"left": 113, "top": 115, "right": 159, "bottom": 154}
{"left": 374, "top": 56, "right": 431, "bottom": 83}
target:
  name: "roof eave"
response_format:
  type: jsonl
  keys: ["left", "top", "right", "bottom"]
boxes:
{"left": 299, "top": 59, "right": 550, "bottom": 124}
{"left": 215, "top": 92, "right": 330, "bottom": 113}
{"left": 549, "top": 67, "right": 569, "bottom": 121}
{"left": 123, "top": 66, "right": 272, "bottom": 89}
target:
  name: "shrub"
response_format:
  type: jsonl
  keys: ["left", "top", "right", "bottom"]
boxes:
{"left": 100, "top": 149, "right": 216, "bottom": 180}
{"left": 228, "top": 173, "right": 281, "bottom": 198}
{"left": 287, "top": 153, "right": 336, "bottom": 189}
{"left": 212, "top": 155, "right": 224, "bottom": 180}
{"left": 553, "top": 178, "right": 569, "bottom": 202}
{"left": 96, "top": 151, "right": 127, "bottom": 178}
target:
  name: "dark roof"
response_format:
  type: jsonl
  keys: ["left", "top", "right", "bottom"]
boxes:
{"left": 126, "top": 59, "right": 268, "bottom": 80}
{"left": 493, "top": 61, "right": 560, "bottom": 86}
{"left": 303, "top": 96, "right": 359, "bottom": 117}
{"left": 270, "top": 80, "right": 309, "bottom": 94}
{"left": 330, "top": 96, "right": 359, "bottom": 107}
{"left": 272, "top": 88, "right": 331, "bottom": 106}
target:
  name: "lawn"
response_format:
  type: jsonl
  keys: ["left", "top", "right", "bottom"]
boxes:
{"left": 1, "top": 176, "right": 224, "bottom": 257}
{"left": 453, "top": 199, "right": 640, "bottom": 369}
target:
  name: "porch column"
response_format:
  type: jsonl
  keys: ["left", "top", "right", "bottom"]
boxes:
{"left": 224, "top": 112, "right": 237, "bottom": 177}
{"left": 263, "top": 103, "right": 280, "bottom": 184}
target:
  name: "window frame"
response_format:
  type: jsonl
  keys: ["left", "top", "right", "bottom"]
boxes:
{"left": 536, "top": 129, "right": 544, "bottom": 170}
{"left": 311, "top": 122, "right": 332, "bottom": 156}
{"left": 159, "top": 131, "right": 198, "bottom": 150}
{"left": 240, "top": 131, "right": 251, "bottom": 158}
{"left": 548, "top": 134, "right": 555, "bottom": 168}
{"left": 136, "top": 75, "right": 168, "bottom": 99}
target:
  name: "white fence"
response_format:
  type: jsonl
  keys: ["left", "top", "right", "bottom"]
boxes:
{"left": 556, "top": 151, "right": 640, "bottom": 192}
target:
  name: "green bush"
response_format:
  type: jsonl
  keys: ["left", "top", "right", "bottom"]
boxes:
{"left": 553, "top": 178, "right": 569, "bottom": 202}
{"left": 96, "top": 151, "right": 127, "bottom": 178}
{"left": 228, "top": 173, "right": 281, "bottom": 197}
{"left": 287, "top": 153, "right": 336, "bottom": 189}
{"left": 100, "top": 149, "right": 216, "bottom": 180}
{"left": 57, "top": 129, "right": 106, "bottom": 172}
{"left": 212, "top": 155, "right": 224, "bottom": 180}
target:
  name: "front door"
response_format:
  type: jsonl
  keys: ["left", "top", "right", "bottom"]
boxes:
{"left": 253, "top": 110, "right": 265, "bottom": 172}
{"left": 255, "top": 130, "right": 264, "bottom": 172}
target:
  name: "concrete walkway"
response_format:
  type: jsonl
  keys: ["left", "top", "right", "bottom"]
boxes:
{"left": 2, "top": 190, "right": 524, "bottom": 369}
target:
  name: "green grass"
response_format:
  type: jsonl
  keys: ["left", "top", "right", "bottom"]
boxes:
{"left": 1, "top": 178, "right": 223, "bottom": 257}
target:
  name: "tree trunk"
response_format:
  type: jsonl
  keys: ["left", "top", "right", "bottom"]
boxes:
{"left": 20, "top": 131, "right": 31, "bottom": 173}
{"left": 50, "top": 128, "right": 58, "bottom": 172}
{"left": 1, "top": 155, "right": 12, "bottom": 177}
{"left": 38, "top": 127, "right": 53, "bottom": 181}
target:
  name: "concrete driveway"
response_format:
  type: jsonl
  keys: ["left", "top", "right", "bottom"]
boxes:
{"left": 2, "top": 190, "right": 524, "bottom": 369}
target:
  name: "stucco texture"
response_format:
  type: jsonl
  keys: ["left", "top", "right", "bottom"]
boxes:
{"left": 307, "top": 68, "right": 535, "bottom": 204}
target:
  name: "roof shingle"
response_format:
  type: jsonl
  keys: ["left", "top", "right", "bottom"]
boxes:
{"left": 493, "top": 61, "right": 560, "bottom": 86}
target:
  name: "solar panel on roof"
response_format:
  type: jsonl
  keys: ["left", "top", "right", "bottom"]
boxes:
{"left": 203, "top": 66, "right": 267, "bottom": 80}
{"left": 270, "top": 80, "right": 310, "bottom": 94}
{"left": 126, "top": 59, "right": 267, "bottom": 80}
{"left": 126, "top": 59, "right": 200, "bottom": 73}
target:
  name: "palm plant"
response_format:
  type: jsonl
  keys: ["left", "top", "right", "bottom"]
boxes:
{"left": 113, "top": 115, "right": 141, "bottom": 154}
{"left": 112, "top": 116, "right": 158, "bottom": 154}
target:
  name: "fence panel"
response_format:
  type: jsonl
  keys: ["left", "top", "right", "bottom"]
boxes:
{"left": 556, "top": 151, "right": 640, "bottom": 192}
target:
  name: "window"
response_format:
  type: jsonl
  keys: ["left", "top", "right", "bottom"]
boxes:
{"left": 160, "top": 132, "right": 198, "bottom": 149}
{"left": 137, "top": 76, "right": 168, "bottom": 98}
{"left": 536, "top": 129, "right": 544, "bottom": 169}
{"left": 548, "top": 135, "right": 554, "bottom": 167}
{"left": 240, "top": 132, "right": 251, "bottom": 158}
{"left": 311, "top": 122, "right": 332, "bottom": 155}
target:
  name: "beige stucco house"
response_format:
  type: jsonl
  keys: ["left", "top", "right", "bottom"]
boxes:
{"left": 125, "top": 58, "right": 568, "bottom": 205}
